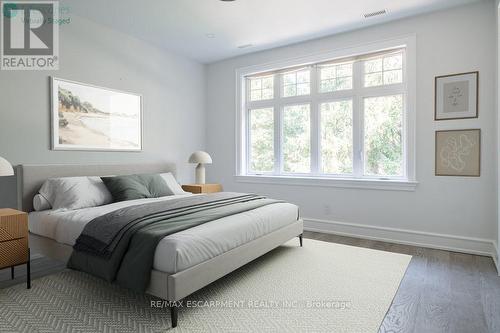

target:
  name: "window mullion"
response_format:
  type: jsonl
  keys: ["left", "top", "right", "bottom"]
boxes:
{"left": 245, "top": 80, "right": 252, "bottom": 175}
{"left": 310, "top": 66, "right": 320, "bottom": 175}
{"left": 273, "top": 74, "right": 281, "bottom": 175}
{"left": 352, "top": 60, "right": 363, "bottom": 177}
{"left": 246, "top": 107, "right": 251, "bottom": 174}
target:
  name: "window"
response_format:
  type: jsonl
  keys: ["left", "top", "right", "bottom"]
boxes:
{"left": 320, "top": 100, "right": 353, "bottom": 174}
{"left": 249, "top": 107, "right": 274, "bottom": 173}
{"left": 240, "top": 45, "right": 414, "bottom": 186}
{"left": 249, "top": 75, "right": 273, "bottom": 101}
{"left": 319, "top": 62, "right": 353, "bottom": 92}
{"left": 364, "top": 95, "right": 403, "bottom": 176}
{"left": 282, "top": 69, "right": 310, "bottom": 97}
{"left": 283, "top": 104, "right": 311, "bottom": 173}
{"left": 364, "top": 53, "right": 403, "bottom": 87}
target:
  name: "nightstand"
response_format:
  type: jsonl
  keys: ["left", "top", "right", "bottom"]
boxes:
{"left": 0, "top": 208, "right": 30, "bottom": 289}
{"left": 182, "top": 184, "right": 223, "bottom": 194}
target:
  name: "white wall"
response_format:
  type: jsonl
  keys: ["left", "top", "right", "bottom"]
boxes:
{"left": 206, "top": 1, "right": 497, "bottom": 256}
{"left": 496, "top": 0, "right": 500, "bottom": 269}
{"left": 0, "top": 15, "right": 207, "bottom": 208}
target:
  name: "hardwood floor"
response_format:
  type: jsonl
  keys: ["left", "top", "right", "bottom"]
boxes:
{"left": 304, "top": 231, "right": 500, "bottom": 333}
{"left": 7, "top": 232, "right": 500, "bottom": 333}
{"left": 0, "top": 254, "right": 66, "bottom": 289}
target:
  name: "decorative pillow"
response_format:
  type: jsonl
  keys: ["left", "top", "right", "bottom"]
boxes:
{"left": 160, "top": 172, "right": 187, "bottom": 195}
{"left": 33, "top": 194, "right": 51, "bottom": 211}
{"left": 38, "top": 176, "right": 113, "bottom": 211}
{"left": 101, "top": 174, "right": 174, "bottom": 202}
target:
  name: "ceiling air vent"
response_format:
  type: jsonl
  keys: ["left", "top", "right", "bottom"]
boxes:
{"left": 363, "top": 9, "right": 387, "bottom": 18}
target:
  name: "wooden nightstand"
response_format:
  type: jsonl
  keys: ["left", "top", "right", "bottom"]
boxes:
{"left": 182, "top": 184, "right": 223, "bottom": 194}
{"left": 0, "top": 208, "right": 30, "bottom": 289}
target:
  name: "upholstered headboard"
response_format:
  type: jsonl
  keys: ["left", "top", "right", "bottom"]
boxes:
{"left": 17, "top": 163, "right": 177, "bottom": 212}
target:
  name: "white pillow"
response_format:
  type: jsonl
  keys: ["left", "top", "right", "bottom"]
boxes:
{"left": 160, "top": 173, "right": 187, "bottom": 195}
{"left": 38, "top": 176, "right": 113, "bottom": 211}
{"left": 33, "top": 194, "right": 51, "bottom": 211}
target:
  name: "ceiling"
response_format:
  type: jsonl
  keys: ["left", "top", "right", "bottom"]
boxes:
{"left": 67, "top": 0, "right": 481, "bottom": 64}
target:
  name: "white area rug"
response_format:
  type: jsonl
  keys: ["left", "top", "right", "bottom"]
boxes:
{"left": 0, "top": 239, "right": 411, "bottom": 333}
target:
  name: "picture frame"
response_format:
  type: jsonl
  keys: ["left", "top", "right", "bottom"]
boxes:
{"left": 434, "top": 71, "right": 478, "bottom": 121}
{"left": 50, "top": 77, "right": 143, "bottom": 152}
{"left": 435, "top": 129, "right": 480, "bottom": 177}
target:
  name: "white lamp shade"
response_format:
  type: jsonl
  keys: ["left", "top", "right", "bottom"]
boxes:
{"left": 0, "top": 156, "right": 14, "bottom": 177}
{"left": 188, "top": 151, "right": 212, "bottom": 164}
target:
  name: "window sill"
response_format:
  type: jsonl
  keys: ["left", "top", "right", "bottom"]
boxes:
{"left": 234, "top": 175, "right": 418, "bottom": 191}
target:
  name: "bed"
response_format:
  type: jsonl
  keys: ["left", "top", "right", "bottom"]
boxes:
{"left": 18, "top": 163, "right": 304, "bottom": 328}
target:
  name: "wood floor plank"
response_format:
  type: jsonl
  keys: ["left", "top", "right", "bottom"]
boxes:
{"left": 408, "top": 248, "right": 454, "bottom": 333}
{"left": 448, "top": 252, "right": 489, "bottom": 333}
{"left": 379, "top": 247, "right": 426, "bottom": 333}
{"left": 387, "top": 243, "right": 415, "bottom": 256}
{"left": 476, "top": 255, "right": 500, "bottom": 333}
{"left": 0, "top": 256, "right": 66, "bottom": 289}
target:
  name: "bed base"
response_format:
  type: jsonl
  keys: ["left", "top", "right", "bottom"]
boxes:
{"left": 146, "top": 220, "right": 304, "bottom": 328}
{"left": 168, "top": 234, "right": 304, "bottom": 328}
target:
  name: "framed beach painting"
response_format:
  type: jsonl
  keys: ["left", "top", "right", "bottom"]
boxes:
{"left": 435, "top": 129, "right": 480, "bottom": 177}
{"left": 434, "top": 71, "right": 478, "bottom": 121}
{"left": 51, "top": 77, "right": 143, "bottom": 151}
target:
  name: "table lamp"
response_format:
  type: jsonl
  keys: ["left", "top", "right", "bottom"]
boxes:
{"left": 188, "top": 151, "right": 212, "bottom": 184}
{"left": 0, "top": 156, "right": 13, "bottom": 177}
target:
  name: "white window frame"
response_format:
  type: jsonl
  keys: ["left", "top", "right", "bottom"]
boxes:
{"left": 235, "top": 35, "right": 417, "bottom": 191}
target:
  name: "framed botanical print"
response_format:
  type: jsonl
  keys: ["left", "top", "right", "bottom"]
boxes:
{"left": 434, "top": 71, "right": 478, "bottom": 121}
{"left": 435, "top": 129, "right": 480, "bottom": 177}
{"left": 51, "top": 77, "right": 143, "bottom": 151}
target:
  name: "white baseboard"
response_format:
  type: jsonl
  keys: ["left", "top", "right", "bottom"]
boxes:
{"left": 304, "top": 218, "right": 497, "bottom": 260}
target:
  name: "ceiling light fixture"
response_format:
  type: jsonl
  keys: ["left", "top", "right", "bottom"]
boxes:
{"left": 363, "top": 9, "right": 387, "bottom": 18}
{"left": 237, "top": 44, "right": 253, "bottom": 49}
{"left": 206, "top": 33, "right": 215, "bottom": 38}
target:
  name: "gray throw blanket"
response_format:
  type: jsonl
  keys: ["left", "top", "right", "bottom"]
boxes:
{"left": 68, "top": 192, "right": 282, "bottom": 292}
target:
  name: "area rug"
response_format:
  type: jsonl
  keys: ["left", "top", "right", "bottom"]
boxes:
{"left": 0, "top": 239, "right": 411, "bottom": 333}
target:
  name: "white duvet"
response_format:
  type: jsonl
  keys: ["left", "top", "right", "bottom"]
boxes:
{"left": 29, "top": 194, "right": 299, "bottom": 274}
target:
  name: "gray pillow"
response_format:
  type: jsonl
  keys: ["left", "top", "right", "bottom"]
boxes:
{"left": 38, "top": 176, "right": 113, "bottom": 211}
{"left": 101, "top": 174, "right": 174, "bottom": 202}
